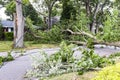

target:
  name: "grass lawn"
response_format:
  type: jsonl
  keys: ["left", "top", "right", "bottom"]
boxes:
{"left": 0, "top": 41, "right": 58, "bottom": 52}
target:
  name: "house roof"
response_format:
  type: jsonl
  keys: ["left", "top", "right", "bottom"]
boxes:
{"left": 1, "top": 20, "right": 13, "bottom": 28}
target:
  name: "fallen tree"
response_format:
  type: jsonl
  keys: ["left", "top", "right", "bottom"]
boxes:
{"left": 70, "top": 41, "right": 120, "bottom": 47}
{"left": 65, "top": 29, "right": 120, "bottom": 47}
{"left": 65, "top": 29, "right": 97, "bottom": 40}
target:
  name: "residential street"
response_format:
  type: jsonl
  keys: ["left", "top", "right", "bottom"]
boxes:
{"left": 0, "top": 46, "right": 120, "bottom": 80}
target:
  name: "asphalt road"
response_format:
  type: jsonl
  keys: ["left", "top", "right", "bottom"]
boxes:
{"left": 0, "top": 45, "right": 120, "bottom": 80}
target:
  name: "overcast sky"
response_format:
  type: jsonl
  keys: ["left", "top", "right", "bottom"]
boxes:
{"left": 0, "top": 7, "right": 9, "bottom": 20}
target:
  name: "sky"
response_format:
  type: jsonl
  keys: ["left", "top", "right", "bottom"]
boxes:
{"left": 0, "top": 7, "right": 9, "bottom": 20}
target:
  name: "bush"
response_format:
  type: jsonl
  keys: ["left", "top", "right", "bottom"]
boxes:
{"left": 4, "top": 32, "right": 13, "bottom": 41}
{"left": 92, "top": 63, "right": 120, "bottom": 80}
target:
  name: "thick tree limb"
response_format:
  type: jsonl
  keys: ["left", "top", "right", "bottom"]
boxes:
{"left": 27, "top": 29, "right": 43, "bottom": 39}
{"left": 69, "top": 41, "right": 86, "bottom": 46}
{"left": 65, "top": 29, "right": 97, "bottom": 40}
{"left": 65, "top": 29, "right": 120, "bottom": 47}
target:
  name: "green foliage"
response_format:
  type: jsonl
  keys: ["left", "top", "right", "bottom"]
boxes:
{"left": 5, "top": 0, "right": 15, "bottom": 19}
{"left": 25, "top": 41, "right": 77, "bottom": 79}
{"left": 50, "top": 41, "right": 75, "bottom": 63}
{"left": 24, "top": 32, "right": 36, "bottom": 41}
{"left": 46, "top": 26, "right": 63, "bottom": 43}
{"left": 92, "top": 63, "right": 120, "bottom": 80}
{"left": 3, "top": 52, "right": 14, "bottom": 62}
{"left": 109, "top": 52, "right": 120, "bottom": 59}
{"left": 101, "top": 9, "right": 120, "bottom": 42}
{"left": 5, "top": 0, "right": 42, "bottom": 25}
{"left": 25, "top": 17, "right": 40, "bottom": 41}
{"left": 26, "top": 42, "right": 114, "bottom": 79}
{"left": 0, "top": 52, "right": 14, "bottom": 66}
{"left": 23, "top": 3, "right": 43, "bottom": 25}
{"left": 60, "top": 0, "right": 76, "bottom": 21}
{"left": 87, "top": 39, "right": 94, "bottom": 49}
{"left": 35, "top": 26, "right": 64, "bottom": 43}
{"left": 4, "top": 32, "right": 13, "bottom": 41}
{"left": 0, "top": 56, "right": 3, "bottom": 65}
{"left": 77, "top": 49, "right": 114, "bottom": 75}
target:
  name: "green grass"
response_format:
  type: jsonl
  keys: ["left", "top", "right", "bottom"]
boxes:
{"left": 0, "top": 41, "right": 12, "bottom": 52}
{"left": 0, "top": 41, "right": 58, "bottom": 52}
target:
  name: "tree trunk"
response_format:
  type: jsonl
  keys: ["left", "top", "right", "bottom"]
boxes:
{"left": 14, "top": 0, "right": 24, "bottom": 48}
{"left": 48, "top": 7, "right": 52, "bottom": 30}
{"left": 13, "top": 13, "right": 17, "bottom": 47}
{"left": 91, "top": 3, "right": 100, "bottom": 34}
{"left": 85, "top": 0, "right": 92, "bottom": 31}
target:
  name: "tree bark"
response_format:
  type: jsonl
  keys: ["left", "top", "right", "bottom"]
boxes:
{"left": 14, "top": 0, "right": 24, "bottom": 48}
{"left": 91, "top": 3, "right": 100, "bottom": 34}
{"left": 13, "top": 13, "right": 17, "bottom": 47}
{"left": 70, "top": 41, "right": 120, "bottom": 48}
{"left": 65, "top": 29, "right": 97, "bottom": 40}
{"left": 65, "top": 29, "right": 120, "bottom": 47}
{"left": 48, "top": 7, "right": 52, "bottom": 30}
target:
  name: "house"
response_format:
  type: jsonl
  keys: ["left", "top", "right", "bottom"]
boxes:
{"left": 44, "top": 16, "right": 60, "bottom": 26}
{"left": 1, "top": 20, "right": 14, "bottom": 32}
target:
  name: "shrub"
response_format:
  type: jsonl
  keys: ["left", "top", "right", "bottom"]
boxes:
{"left": 4, "top": 32, "right": 13, "bottom": 41}
{"left": 92, "top": 63, "right": 120, "bottom": 80}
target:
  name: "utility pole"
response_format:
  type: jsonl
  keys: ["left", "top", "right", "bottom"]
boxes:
{"left": 14, "top": 0, "right": 24, "bottom": 48}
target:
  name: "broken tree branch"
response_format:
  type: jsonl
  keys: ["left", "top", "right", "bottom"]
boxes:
{"left": 70, "top": 40, "right": 120, "bottom": 48}
{"left": 65, "top": 29, "right": 97, "bottom": 40}
{"left": 64, "top": 29, "right": 120, "bottom": 47}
